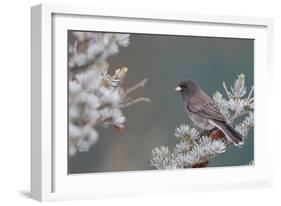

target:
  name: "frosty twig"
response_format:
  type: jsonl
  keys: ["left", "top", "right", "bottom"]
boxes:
{"left": 124, "top": 79, "right": 148, "bottom": 96}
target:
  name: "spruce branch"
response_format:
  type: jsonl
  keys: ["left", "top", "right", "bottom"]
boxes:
{"left": 151, "top": 74, "right": 254, "bottom": 169}
{"left": 68, "top": 32, "right": 150, "bottom": 156}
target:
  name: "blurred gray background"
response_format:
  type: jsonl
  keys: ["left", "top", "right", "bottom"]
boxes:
{"left": 69, "top": 33, "right": 254, "bottom": 173}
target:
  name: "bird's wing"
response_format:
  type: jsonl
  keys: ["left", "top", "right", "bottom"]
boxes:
{"left": 187, "top": 91, "right": 226, "bottom": 122}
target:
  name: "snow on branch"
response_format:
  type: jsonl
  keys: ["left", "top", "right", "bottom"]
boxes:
{"left": 151, "top": 74, "right": 254, "bottom": 169}
{"left": 69, "top": 32, "right": 149, "bottom": 156}
{"left": 69, "top": 32, "right": 130, "bottom": 72}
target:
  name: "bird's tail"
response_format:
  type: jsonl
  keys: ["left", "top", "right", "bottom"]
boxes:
{"left": 209, "top": 120, "right": 243, "bottom": 146}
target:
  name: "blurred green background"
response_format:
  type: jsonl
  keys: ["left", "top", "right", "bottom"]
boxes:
{"left": 69, "top": 33, "right": 254, "bottom": 173}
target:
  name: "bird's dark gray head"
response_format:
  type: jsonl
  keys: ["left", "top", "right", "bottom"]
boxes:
{"left": 175, "top": 80, "right": 200, "bottom": 97}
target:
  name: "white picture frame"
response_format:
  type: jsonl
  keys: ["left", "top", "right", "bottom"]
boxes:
{"left": 31, "top": 3, "right": 274, "bottom": 202}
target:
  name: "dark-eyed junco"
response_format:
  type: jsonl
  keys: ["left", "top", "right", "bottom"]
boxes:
{"left": 175, "top": 80, "right": 243, "bottom": 146}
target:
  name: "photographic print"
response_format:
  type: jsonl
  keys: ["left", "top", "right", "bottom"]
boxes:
{"left": 68, "top": 31, "right": 254, "bottom": 174}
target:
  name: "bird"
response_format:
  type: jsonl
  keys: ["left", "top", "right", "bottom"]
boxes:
{"left": 175, "top": 80, "right": 243, "bottom": 146}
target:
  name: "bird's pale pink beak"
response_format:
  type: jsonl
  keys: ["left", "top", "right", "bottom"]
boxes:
{"left": 175, "top": 86, "right": 182, "bottom": 91}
